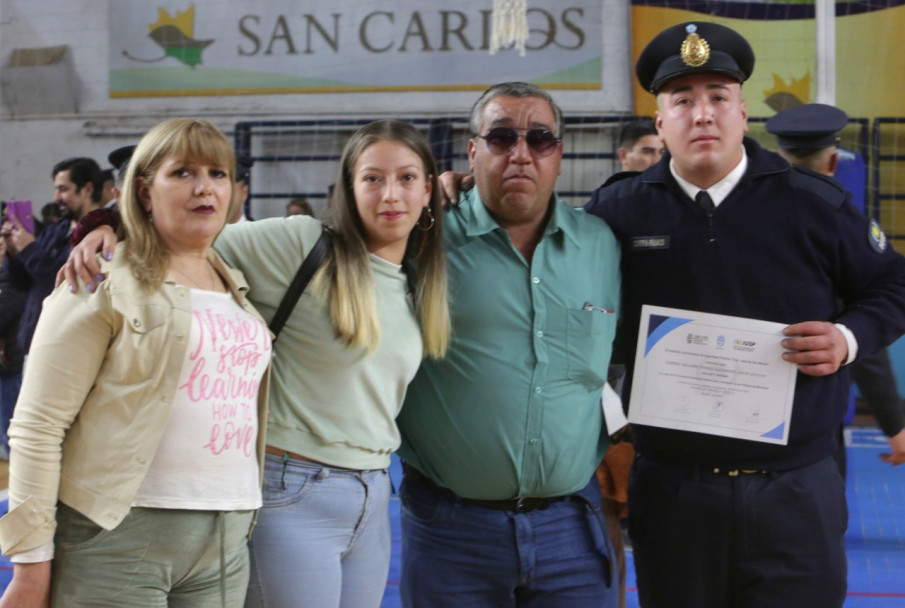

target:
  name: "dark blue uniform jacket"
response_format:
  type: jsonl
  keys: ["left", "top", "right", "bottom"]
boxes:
{"left": 585, "top": 137, "right": 905, "bottom": 470}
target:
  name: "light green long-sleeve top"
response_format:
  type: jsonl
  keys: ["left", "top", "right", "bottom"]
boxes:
{"left": 215, "top": 216, "right": 423, "bottom": 470}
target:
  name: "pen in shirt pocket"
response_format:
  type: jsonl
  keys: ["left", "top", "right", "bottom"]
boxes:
{"left": 583, "top": 302, "right": 615, "bottom": 314}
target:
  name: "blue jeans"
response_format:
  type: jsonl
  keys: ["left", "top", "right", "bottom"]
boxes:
{"left": 0, "top": 371, "right": 22, "bottom": 454}
{"left": 400, "top": 473, "right": 616, "bottom": 608}
{"left": 245, "top": 454, "right": 391, "bottom": 608}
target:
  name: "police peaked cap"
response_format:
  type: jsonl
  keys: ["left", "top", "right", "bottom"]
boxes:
{"left": 636, "top": 22, "right": 755, "bottom": 94}
{"left": 107, "top": 145, "right": 136, "bottom": 173}
{"left": 765, "top": 103, "right": 849, "bottom": 151}
{"left": 236, "top": 155, "right": 254, "bottom": 183}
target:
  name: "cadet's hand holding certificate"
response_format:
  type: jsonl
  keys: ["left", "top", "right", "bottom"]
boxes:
{"left": 628, "top": 305, "right": 798, "bottom": 445}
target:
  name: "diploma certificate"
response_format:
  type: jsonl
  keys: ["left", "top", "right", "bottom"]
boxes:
{"left": 628, "top": 305, "right": 798, "bottom": 445}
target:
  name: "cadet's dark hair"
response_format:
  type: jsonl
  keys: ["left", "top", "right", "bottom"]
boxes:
{"left": 618, "top": 119, "right": 658, "bottom": 149}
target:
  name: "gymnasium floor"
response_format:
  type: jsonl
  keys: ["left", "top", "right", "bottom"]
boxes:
{"left": 0, "top": 426, "right": 902, "bottom": 606}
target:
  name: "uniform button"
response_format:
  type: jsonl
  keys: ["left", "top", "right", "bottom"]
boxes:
{"left": 133, "top": 319, "right": 142, "bottom": 328}
{"left": 532, "top": 277, "right": 540, "bottom": 284}
{"left": 536, "top": 330, "right": 544, "bottom": 338}
{"left": 534, "top": 387, "right": 542, "bottom": 394}
{"left": 529, "top": 438, "right": 538, "bottom": 445}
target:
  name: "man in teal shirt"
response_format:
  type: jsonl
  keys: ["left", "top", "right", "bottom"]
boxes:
{"left": 396, "top": 82, "right": 621, "bottom": 607}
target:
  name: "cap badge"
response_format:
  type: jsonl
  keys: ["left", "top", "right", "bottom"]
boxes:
{"left": 681, "top": 24, "right": 710, "bottom": 67}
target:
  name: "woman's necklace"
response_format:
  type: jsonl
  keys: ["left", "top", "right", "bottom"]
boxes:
{"left": 170, "top": 260, "right": 218, "bottom": 291}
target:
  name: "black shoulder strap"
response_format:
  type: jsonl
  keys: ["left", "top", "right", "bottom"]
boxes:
{"left": 269, "top": 226, "right": 332, "bottom": 342}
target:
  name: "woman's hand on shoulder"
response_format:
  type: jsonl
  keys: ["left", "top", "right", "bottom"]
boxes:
{"left": 438, "top": 171, "right": 474, "bottom": 208}
{"left": 55, "top": 226, "right": 119, "bottom": 293}
{"left": 0, "top": 561, "right": 51, "bottom": 608}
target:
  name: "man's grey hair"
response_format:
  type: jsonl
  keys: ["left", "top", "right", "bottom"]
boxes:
{"left": 469, "top": 82, "right": 565, "bottom": 138}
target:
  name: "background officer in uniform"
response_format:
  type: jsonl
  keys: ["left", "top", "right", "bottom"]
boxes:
{"left": 229, "top": 155, "right": 255, "bottom": 224}
{"left": 615, "top": 119, "right": 664, "bottom": 173}
{"left": 766, "top": 103, "right": 905, "bottom": 468}
{"left": 105, "top": 144, "right": 136, "bottom": 210}
{"left": 585, "top": 22, "right": 905, "bottom": 607}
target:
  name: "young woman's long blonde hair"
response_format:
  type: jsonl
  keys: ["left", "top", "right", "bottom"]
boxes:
{"left": 315, "top": 119, "right": 450, "bottom": 358}
{"left": 119, "top": 118, "right": 235, "bottom": 290}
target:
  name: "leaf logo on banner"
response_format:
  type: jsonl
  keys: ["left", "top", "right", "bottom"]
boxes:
{"left": 123, "top": 4, "right": 213, "bottom": 68}
{"left": 762, "top": 72, "right": 810, "bottom": 113}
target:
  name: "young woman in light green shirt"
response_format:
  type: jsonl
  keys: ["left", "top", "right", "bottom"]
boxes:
{"left": 62, "top": 120, "right": 450, "bottom": 608}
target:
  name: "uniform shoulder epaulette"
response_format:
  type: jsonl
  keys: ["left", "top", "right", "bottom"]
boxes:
{"left": 600, "top": 170, "right": 642, "bottom": 189}
{"left": 788, "top": 166, "right": 848, "bottom": 208}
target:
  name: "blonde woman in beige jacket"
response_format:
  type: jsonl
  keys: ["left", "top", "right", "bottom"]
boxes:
{"left": 0, "top": 118, "right": 272, "bottom": 607}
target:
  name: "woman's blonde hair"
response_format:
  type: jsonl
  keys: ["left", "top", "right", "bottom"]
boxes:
{"left": 119, "top": 118, "right": 235, "bottom": 290}
{"left": 316, "top": 119, "right": 450, "bottom": 358}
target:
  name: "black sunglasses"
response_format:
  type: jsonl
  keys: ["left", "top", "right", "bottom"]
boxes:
{"left": 477, "top": 127, "right": 561, "bottom": 157}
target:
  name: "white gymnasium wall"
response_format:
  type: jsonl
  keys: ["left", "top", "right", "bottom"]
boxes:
{"left": 0, "top": 0, "right": 631, "bottom": 207}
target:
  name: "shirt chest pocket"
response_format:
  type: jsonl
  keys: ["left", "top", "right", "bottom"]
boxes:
{"left": 108, "top": 295, "right": 173, "bottom": 384}
{"left": 565, "top": 308, "right": 617, "bottom": 391}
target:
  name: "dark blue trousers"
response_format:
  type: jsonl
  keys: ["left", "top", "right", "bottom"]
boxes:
{"left": 629, "top": 455, "right": 847, "bottom": 607}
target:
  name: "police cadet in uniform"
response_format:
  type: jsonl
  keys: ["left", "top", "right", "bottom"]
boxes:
{"left": 766, "top": 103, "right": 905, "bottom": 468}
{"left": 584, "top": 22, "right": 905, "bottom": 607}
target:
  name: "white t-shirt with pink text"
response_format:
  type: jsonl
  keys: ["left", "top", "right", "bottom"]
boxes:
{"left": 133, "top": 289, "right": 271, "bottom": 510}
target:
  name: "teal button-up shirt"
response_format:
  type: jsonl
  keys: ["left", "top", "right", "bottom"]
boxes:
{"left": 397, "top": 188, "right": 621, "bottom": 500}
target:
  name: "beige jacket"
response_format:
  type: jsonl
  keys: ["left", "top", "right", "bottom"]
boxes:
{"left": 0, "top": 244, "right": 271, "bottom": 557}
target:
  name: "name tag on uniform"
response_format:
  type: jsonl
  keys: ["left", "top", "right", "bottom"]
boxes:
{"left": 631, "top": 236, "right": 670, "bottom": 250}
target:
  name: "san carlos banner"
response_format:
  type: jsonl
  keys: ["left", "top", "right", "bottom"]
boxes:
{"left": 109, "top": 0, "right": 603, "bottom": 97}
